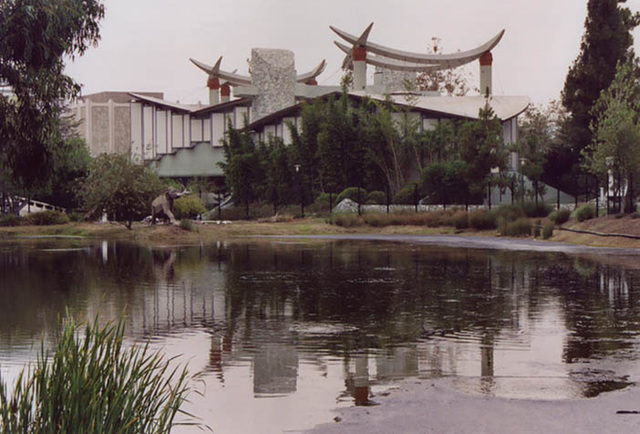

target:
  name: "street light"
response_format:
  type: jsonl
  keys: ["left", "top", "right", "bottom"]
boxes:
{"left": 294, "top": 164, "right": 304, "bottom": 218}
{"left": 519, "top": 158, "right": 527, "bottom": 204}
{"left": 605, "top": 156, "right": 614, "bottom": 214}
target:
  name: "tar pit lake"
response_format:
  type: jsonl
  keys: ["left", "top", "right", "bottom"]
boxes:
{"left": 1, "top": 238, "right": 640, "bottom": 433}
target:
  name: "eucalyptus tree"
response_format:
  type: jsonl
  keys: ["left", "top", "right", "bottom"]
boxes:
{"left": 0, "top": 0, "right": 104, "bottom": 191}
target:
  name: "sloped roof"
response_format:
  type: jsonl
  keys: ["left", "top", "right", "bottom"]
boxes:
{"left": 81, "top": 91, "right": 163, "bottom": 104}
{"left": 389, "top": 94, "right": 530, "bottom": 121}
{"left": 128, "top": 93, "right": 194, "bottom": 112}
{"left": 249, "top": 91, "right": 529, "bottom": 130}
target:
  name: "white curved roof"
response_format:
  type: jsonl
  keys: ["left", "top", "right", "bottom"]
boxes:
{"left": 355, "top": 93, "right": 530, "bottom": 121}
{"left": 402, "top": 95, "right": 530, "bottom": 120}
{"left": 331, "top": 23, "right": 505, "bottom": 71}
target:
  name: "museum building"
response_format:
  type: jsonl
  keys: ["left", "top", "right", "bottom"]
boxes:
{"left": 70, "top": 24, "right": 530, "bottom": 182}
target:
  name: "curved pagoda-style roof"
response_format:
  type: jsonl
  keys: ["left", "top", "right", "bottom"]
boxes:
{"left": 331, "top": 22, "right": 505, "bottom": 72}
{"left": 190, "top": 57, "right": 327, "bottom": 87}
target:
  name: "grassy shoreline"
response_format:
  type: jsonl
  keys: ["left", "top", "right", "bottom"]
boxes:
{"left": 2, "top": 214, "right": 640, "bottom": 249}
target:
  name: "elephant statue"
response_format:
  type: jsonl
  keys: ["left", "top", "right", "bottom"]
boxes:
{"left": 151, "top": 187, "right": 190, "bottom": 224}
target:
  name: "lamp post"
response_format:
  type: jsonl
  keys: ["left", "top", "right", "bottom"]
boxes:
{"left": 605, "top": 156, "right": 613, "bottom": 215}
{"left": 294, "top": 164, "right": 304, "bottom": 218}
{"left": 519, "top": 158, "right": 527, "bottom": 204}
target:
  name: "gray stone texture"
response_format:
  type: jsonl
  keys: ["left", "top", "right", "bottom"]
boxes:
{"left": 91, "top": 106, "right": 109, "bottom": 156}
{"left": 114, "top": 107, "right": 131, "bottom": 154}
{"left": 250, "top": 48, "right": 296, "bottom": 121}
{"left": 377, "top": 67, "right": 417, "bottom": 93}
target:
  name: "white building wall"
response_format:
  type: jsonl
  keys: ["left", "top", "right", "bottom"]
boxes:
{"left": 183, "top": 115, "right": 190, "bottom": 147}
{"left": 157, "top": 110, "right": 167, "bottom": 154}
{"left": 143, "top": 105, "right": 154, "bottom": 160}
{"left": 422, "top": 118, "right": 438, "bottom": 131}
{"left": 172, "top": 114, "right": 184, "bottom": 149}
{"left": 212, "top": 113, "right": 225, "bottom": 146}
{"left": 236, "top": 106, "right": 249, "bottom": 126}
{"left": 264, "top": 125, "right": 276, "bottom": 139}
{"left": 191, "top": 118, "right": 203, "bottom": 142}
{"left": 203, "top": 118, "right": 211, "bottom": 142}
{"left": 130, "top": 102, "right": 143, "bottom": 162}
{"left": 281, "top": 117, "right": 295, "bottom": 144}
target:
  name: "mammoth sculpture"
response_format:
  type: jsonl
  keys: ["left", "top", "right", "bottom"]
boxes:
{"left": 151, "top": 187, "right": 190, "bottom": 224}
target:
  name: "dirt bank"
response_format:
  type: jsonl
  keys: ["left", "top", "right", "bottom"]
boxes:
{"left": 307, "top": 377, "right": 640, "bottom": 434}
{"left": 2, "top": 214, "right": 640, "bottom": 249}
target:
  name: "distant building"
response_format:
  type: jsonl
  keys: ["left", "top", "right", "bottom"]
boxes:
{"left": 70, "top": 91, "right": 163, "bottom": 157}
{"left": 71, "top": 23, "right": 530, "bottom": 182}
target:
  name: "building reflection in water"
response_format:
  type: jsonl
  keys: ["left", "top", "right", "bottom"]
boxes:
{"left": 2, "top": 240, "right": 640, "bottom": 405}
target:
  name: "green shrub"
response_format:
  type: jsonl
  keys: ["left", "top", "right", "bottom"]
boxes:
{"left": 173, "top": 195, "right": 207, "bottom": 220}
{"left": 363, "top": 213, "right": 388, "bottom": 227}
{"left": 330, "top": 213, "right": 365, "bottom": 227}
{"left": 522, "top": 201, "right": 552, "bottom": 218}
{"left": 336, "top": 187, "right": 368, "bottom": 205}
{"left": 0, "top": 316, "right": 195, "bottom": 433}
{"left": 67, "top": 212, "right": 84, "bottom": 222}
{"left": 0, "top": 214, "right": 23, "bottom": 226}
{"left": 499, "top": 217, "right": 532, "bottom": 237}
{"left": 446, "top": 210, "right": 469, "bottom": 229}
{"left": 575, "top": 204, "right": 596, "bottom": 222}
{"left": 366, "top": 190, "right": 387, "bottom": 205}
{"left": 532, "top": 220, "right": 541, "bottom": 238}
{"left": 314, "top": 192, "right": 332, "bottom": 206}
{"left": 424, "top": 210, "right": 451, "bottom": 227}
{"left": 392, "top": 183, "right": 419, "bottom": 205}
{"left": 362, "top": 212, "right": 427, "bottom": 227}
{"left": 549, "top": 208, "right": 571, "bottom": 225}
{"left": 24, "top": 210, "right": 70, "bottom": 226}
{"left": 468, "top": 210, "right": 497, "bottom": 230}
{"left": 179, "top": 218, "right": 194, "bottom": 231}
{"left": 542, "top": 222, "right": 554, "bottom": 239}
{"left": 493, "top": 205, "right": 525, "bottom": 223}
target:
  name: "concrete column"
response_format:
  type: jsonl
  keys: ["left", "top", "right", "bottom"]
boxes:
{"left": 353, "top": 46, "right": 367, "bottom": 90}
{"left": 220, "top": 84, "right": 231, "bottom": 103}
{"left": 108, "top": 99, "right": 115, "bottom": 153}
{"left": 479, "top": 51, "right": 493, "bottom": 96}
{"left": 208, "top": 76, "right": 220, "bottom": 105}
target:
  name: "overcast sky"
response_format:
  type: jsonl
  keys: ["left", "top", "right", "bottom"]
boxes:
{"left": 64, "top": 0, "right": 640, "bottom": 107}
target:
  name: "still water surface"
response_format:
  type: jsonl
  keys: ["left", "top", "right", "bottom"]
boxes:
{"left": 1, "top": 238, "right": 640, "bottom": 432}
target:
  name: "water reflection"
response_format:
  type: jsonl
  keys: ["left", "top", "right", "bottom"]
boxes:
{"left": 2, "top": 239, "right": 640, "bottom": 431}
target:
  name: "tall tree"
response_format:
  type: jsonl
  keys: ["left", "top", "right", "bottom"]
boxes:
{"left": 457, "top": 105, "right": 507, "bottom": 203}
{"left": 0, "top": 0, "right": 104, "bottom": 191}
{"left": 561, "top": 0, "right": 639, "bottom": 191}
{"left": 584, "top": 55, "right": 640, "bottom": 212}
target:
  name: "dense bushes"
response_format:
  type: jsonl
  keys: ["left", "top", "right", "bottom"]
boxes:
{"left": 25, "top": 210, "right": 70, "bottom": 225}
{"left": 336, "top": 187, "right": 368, "bottom": 204}
{"left": 0, "top": 211, "right": 70, "bottom": 226}
{"left": 467, "top": 210, "right": 497, "bottom": 230}
{"left": 549, "top": 208, "right": 571, "bottom": 225}
{"left": 363, "top": 212, "right": 428, "bottom": 227}
{"left": 575, "top": 204, "right": 596, "bottom": 222}
{"left": 499, "top": 217, "right": 532, "bottom": 237}
{"left": 522, "top": 202, "right": 552, "bottom": 218}
{"left": 393, "top": 183, "right": 419, "bottom": 205}
{"left": 0, "top": 214, "right": 23, "bottom": 227}
{"left": 173, "top": 196, "right": 207, "bottom": 219}
{"left": 366, "top": 191, "right": 387, "bottom": 205}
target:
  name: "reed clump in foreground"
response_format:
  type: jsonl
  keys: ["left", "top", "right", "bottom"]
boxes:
{"left": 0, "top": 315, "right": 202, "bottom": 433}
